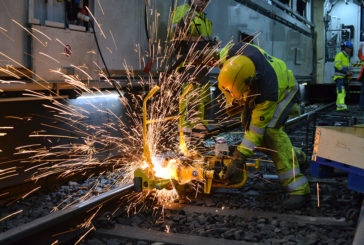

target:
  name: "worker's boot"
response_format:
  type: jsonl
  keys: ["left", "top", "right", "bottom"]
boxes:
{"left": 282, "top": 194, "right": 310, "bottom": 210}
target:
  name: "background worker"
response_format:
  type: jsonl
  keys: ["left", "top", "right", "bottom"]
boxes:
{"left": 170, "top": 0, "right": 213, "bottom": 58}
{"left": 357, "top": 44, "right": 364, "bottom": 123}
{"left": 169, "top": 0, "right": 217, "bottom": 149}
{"left": 334, "top": 41, "right": 353, "bottom": 111}
{"left": 218, "top": 42, "right": 310, "bottom": 209}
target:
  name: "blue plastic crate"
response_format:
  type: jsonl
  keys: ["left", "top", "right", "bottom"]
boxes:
{"left": 310, "top": 157, "right": 364, "bottom": 193}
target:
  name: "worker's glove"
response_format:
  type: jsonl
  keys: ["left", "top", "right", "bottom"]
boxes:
{"left": 223, "top": 149, "right": 246, "bottom": 185}
{"left": 346, "top": 72, "right": 353, "bottom": 80}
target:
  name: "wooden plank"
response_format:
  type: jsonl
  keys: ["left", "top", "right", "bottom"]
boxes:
{"left": 312, "top": 126, "right": 364, "bottom": 169}
{"left": 96, "top": 224, "right": 258, "bottom": 245}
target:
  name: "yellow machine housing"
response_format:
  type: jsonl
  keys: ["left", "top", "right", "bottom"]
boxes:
{"left": 134, "top": 85, "right": 259, "bottom": 194}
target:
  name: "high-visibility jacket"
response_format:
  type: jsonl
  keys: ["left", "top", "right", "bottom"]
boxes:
{"left": 358, "top": 49, "right": 364, "bottom": 81}
{"left": 334, "top": 51, "right": 351, "bottom": 81}
{"left": 225, "top": 43, "right": 298, "bottom": 157}
{"left": 170, "top": 3, "right": 212, "bottom": 39}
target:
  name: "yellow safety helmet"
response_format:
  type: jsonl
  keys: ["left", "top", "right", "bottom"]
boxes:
{"left": 218, "top": 55, "right": 256, "bottom": 106}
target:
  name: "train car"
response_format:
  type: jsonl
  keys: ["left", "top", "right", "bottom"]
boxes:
{"left": 0, "top": 0, "right": 314, "bottom": 92}
{"left": 0, "top": 0, "right": 362, "bottom": 190}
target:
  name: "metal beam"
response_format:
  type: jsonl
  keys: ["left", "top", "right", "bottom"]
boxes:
{"left": 0, "top": 184, "right": 134, "bottom": 245}
{"left": 286, "top": 102, "right": 336, "bottom": 126}
{"left": 96, "top": 224, "right": 258, "bottom": 245}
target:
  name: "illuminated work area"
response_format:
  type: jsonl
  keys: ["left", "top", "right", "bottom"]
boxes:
{"left": 0, "top": 1, "right": 364, "bottom": 244}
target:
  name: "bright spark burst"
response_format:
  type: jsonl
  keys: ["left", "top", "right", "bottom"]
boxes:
{"left": 316, "top": 182, "right": 320, "bottom": 207}
{"left": 0, "top": 209, "right": 23, "bottom": 222}
{"left": 0, "top": 4, "right": 265, "bottom": 241}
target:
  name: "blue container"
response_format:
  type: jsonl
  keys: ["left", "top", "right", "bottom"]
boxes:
{"left": 311, "top": 157, "right": 364, "bottom": 193}
{"left": 310, "top": 160, "right": 334, "bottom": 178}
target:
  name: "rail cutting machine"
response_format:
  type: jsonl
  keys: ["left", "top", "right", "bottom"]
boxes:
{"left": 133, "top": 85, "right": 259, "bottom": 194}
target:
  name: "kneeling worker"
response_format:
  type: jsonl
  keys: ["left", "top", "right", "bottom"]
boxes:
{"left": 218, "top": 42, "right": 310, "bottom": 209}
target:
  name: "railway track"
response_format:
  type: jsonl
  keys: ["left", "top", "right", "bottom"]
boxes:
{"left": 0, "top": 178, "right": 361, "bottom": 245}
{"left": 0, "top": 184, "right": 134, "bottom": 245}
{"left": 0, "top": 103, "right": 363, "bottom": 244}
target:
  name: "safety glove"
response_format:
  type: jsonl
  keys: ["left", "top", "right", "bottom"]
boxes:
{"left": 223, "top": 149, "right": 246, "bottom": 185}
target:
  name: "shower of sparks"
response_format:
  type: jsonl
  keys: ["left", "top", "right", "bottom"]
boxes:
{"left": 85, "top": 6, "right": 106, "bottom": 39}
{"left": 0, "top": 192, "right": 9, "bottom": 198}
{"left": 316, "top": 182, "right": 320, "bottom": 207}
{"left": 165, "top": 224, "right": 170, "bottom": 233}
{"left": 0, "top": 209, "right": 23, "bottom": 222}
{"left": 0, "top": 67, "right": 21, "bottom": 79}
{"left": 39, "top": 52, "right": 60, "bottom": 64}
{"left": 254, "top": 147, "right": 278, "bottom": 153}
{"left": 97, "top": 0, "right": 105, "bottom": 15}
{"left": 0, "top": 26, "right": 15, "bottom": 42}
{"left": 75, "top": 226, "right": 95, "bottom": 245}
{"left": 31, "top": 27, "right": 52, "bottom": 41}
{"left": 0, "top": 126, "right": 14, "bottom": 129}
{"left": 109, "top": 29, "right": 118, "bottom": 50}
{"left": 0, "top": 3, "right": 269, "bottom": 241}
{"left": 11, "top": 19, "right": 47, "bottom": 47}
{"left": 21, "top": 186, "right": 41, "bottom": 199}
{"left": 292, "top": 147, "right": 295, "bottom": 183}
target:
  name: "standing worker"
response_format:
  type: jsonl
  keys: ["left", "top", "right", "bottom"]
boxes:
{"left": 218, "top": 42, "right": 310, "bottom": 209}
{"left": 170, "top": 0, "right": 213, "bottom": 59}
{"left": 357, "top": 44, "right": 364, "bottom": 122}
{"left": 334, "top": 41, "right": 353, "bottom": 111}
{"left": 170, "top": 0, "right": 216, "bottom": 148}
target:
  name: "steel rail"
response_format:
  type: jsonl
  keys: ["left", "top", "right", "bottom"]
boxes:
{"left": 285, "top": 102, "right": 335, "bottom": 126}
{"left": 353, "top": 199, "right": 364, "bottom": 245}
{"left": 0, "top": 183, "right": 134, "bottom": 245}
{"left": 208, "top": 102, "right": 336, "bottom": 136}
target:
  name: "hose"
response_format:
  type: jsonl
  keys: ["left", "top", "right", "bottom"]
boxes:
{"left": 89, "top": 20, "right": 123, "bottom": 97}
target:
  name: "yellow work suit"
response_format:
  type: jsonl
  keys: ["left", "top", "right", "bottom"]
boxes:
{"left": 225, "top": 43, "right": 310, "bottom": 196}
{"left": 170, "top": 3, "right": 213, "bottom": 136}
{"left": 171, "top": 3, "right": 212, "bottom": 40}
{"left": 334, "top": 51, "right": 351, "bottom": 110}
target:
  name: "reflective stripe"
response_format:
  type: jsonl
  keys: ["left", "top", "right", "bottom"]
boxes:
{"left": 241, "top": 138, "right": 256, "bottom": 151}
{"left": 335, "top": 65, "right": 349, "bottom": 76}
{"left": 249, "top": 125, "right": 265, "bottom": 136}
{"left": 278, "top": 167, "right": 301, "bottom": 181}
{"left": 268, "top": 80, "right": 298, "bottom": 128}
{"left": 334, "top": 60, "right": 342, "bottom": 65}
{"left": 287, "top": 176, "right": 308, "bottom": 191}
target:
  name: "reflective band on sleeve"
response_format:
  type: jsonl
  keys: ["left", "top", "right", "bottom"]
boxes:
{"left": 267, "top": 81, "right": 298, "bottom": 128}
{"left": 241, "top": 137, "right": 256, "bottom": 151}
{"left": 249, "top": 125, "right": 265, "bottom": 136}
{"left": 278, "top": 167, "right": 301, "bottom": 181}
{"left": 334, "top": 61, "right": 342, "bottom": 65}
{"left": 287, "top": 176, "right": 308, "bottom": 191}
